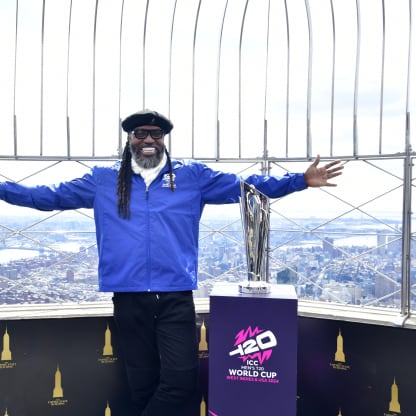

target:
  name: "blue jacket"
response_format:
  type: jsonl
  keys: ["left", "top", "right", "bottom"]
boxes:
{"left": 0, "top": 159, "right": 307, "bottom": 292}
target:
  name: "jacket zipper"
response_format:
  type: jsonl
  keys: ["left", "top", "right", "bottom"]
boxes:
{"left": 145, "top": 183, "right": 151, "bottom": 290}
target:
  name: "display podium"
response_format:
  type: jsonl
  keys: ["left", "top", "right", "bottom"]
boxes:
{"left": 208, "top": 282, "right": 298, "bottom": 416}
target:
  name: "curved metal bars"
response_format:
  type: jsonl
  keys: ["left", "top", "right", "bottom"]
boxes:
{"left": 329, "top": 0, "right": 335, "bottom": 157}
{"left": 92, "top": 0, "right": 99, "bottom": 157}
{"left": 401, "top": 0, "right": 414, "bottom": 317}
{"left": 40, "top": 0, "right": 45, "bottom": 156}
{"left": 353, "top": 0, "right": 361, "bottom": 157}
{"left": 191, "top": 0, "right": 203, "bottom": 158}
{"left": 379, "top": 0, "right": 386, "bottom": 155}
{"left": 65, "top": 0, "right": 73, "bottom": 158}
{"left": 284, "top": 0, "right": 290, "bottom": 157}
{"left": 215, "top": 0, "right": 229, "bottom": 160}
{"left": 167, "top": 0, "right": 178, "bottom": 152}
{"left": 304, "top": 0, "right": 312, "bottom": 158}
{"left": 238, "top": 0, "right": 250, "bottom": 159}
{"left": 12, "top": 0, "right": 19, "bottom": 157}
{"left": 117, "top": 0, "right": 125, "bottom": 157}
{"left": 142, "top": 0, "right": 150, "bottom": 109}
{"left": 263, "top": 0, "right": 271, "bottom": 162}
{"left": 405, "top": 0, "right": 413, "bottom": 119}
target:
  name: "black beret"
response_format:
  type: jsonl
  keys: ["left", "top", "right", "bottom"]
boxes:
{"left": 121, "top": 109, "right": 174, "bottom": 133}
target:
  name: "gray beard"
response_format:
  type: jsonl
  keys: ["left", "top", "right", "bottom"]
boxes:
{"left": 130, "top": 145, "right": 164, "bottom": 169}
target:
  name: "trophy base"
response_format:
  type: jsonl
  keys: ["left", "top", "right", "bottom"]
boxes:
{"left": 238, "top": 281, "right": 272, "bottom": 294}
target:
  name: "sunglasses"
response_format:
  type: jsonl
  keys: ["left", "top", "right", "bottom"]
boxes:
{"left": 131, "top": 128, "right": 165, "bottom": 140}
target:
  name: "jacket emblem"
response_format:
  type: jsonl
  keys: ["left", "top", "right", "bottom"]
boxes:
{"left": 162, "top": 173, "right": 176, "bottom": 188}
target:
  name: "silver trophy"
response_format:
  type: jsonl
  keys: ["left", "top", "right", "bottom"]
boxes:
{"left": 239, "top": 180, "right": 271, "bottom": 294}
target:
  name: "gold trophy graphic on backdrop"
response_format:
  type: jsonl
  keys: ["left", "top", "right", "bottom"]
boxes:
{"left": 103, "top": 324, "right": 113, "bottom": 356}
{"left": 334, "top": 329, "right": 346, "bottom": 362}
{"left": 200, "top": 396, "right": 206, "bottom": 416}
{"left": 239, "top": 181, "right": 271, "bottom": 294}
{"left": 1, "top": 328, "right": 12, "bottom": 361}
{"left": 198, "top": 320, "right": 208, "bottom": 352}
{"left": 389, "top": 377, "right": 401, "bottom": 413}
{"left": 53, "top": 365, "right": 64, "bottom": 398}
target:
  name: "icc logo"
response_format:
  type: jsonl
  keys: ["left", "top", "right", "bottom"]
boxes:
{"left": 229, "top": 326, "right": 277, "bottom": 363}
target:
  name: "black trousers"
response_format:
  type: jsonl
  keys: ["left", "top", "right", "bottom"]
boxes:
{"left": 113, "top": 291, "right": 199, "bottom": 416}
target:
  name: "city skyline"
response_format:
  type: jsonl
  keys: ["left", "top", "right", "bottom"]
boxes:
{"left": 0, "top": 212, "right": 407, "bottom": 310}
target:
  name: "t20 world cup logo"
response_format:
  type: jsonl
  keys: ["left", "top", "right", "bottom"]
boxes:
{"left": 229, "top": 326, "right": 277, "bottom": 364}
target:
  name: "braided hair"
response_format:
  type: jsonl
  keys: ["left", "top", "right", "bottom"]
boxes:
{"left": 117, "top": 142, "right": 175, "bottom": 219}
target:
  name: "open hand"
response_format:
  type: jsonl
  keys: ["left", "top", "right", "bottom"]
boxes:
{"left": 304, "top": 154, "right": 343, "bottom": 187}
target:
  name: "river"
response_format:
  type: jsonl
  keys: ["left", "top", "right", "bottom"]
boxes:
{"left": 0, "top": 242, "right": 83, "bottom": 263}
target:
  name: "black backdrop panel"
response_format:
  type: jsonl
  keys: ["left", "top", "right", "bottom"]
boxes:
{"left": 297, "top": 317, "right": 416, "bottom": 416}
{"left": 0, "top": 313, "right": 415, "bottom": 416}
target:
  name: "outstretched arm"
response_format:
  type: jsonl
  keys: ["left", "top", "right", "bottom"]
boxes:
{"left": 304, "top": 154, "right": 343, "bottom": 187}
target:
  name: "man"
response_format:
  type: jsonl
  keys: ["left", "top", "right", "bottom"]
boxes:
{"left": 0, "top": 109, "right": 343, "bottom": 415}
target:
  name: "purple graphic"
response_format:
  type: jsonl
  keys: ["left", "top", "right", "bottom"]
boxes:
{"left": 209, "top": 283, "right": 298, "bottom": 415}
{"left": 229, "top": 326, "right": 276, "bottom": 364}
